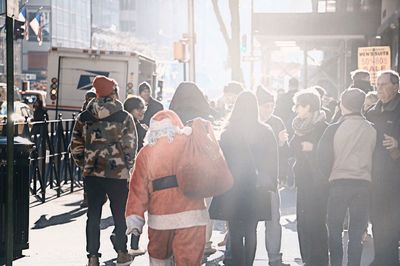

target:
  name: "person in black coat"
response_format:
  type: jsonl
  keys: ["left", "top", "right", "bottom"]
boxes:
{"left": 366, "top": 70, "right": 400, "bottom": 266}
{"left": 124, "top": 96, "right": 147, "bottom": 151}
{"left": 289, "top": 88, "right": 328, "bottom": 266}
{"left": 31, "top": 98, "right": 48, "bottom": 136}
{"left": 139, "top": 82, "right": 164, "bottom": 127}
{"left": 209, "top": 91, "right": 278, "bottom": 266}
{"left": 256, "top": 85, "right": 290, "bottom": 266}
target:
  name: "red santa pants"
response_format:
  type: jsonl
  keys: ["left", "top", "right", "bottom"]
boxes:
{"left": 148, "top": 226, "right": 206, "bottom": 266}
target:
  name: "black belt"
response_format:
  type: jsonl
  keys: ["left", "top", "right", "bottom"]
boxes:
{"left": 152, "top": 175, "right": 178, "bottom": 192}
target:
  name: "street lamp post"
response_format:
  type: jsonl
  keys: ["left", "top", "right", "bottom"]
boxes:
{"left": 187, "top": 0, "right": 195, "bottom": 82}
{"left": 5, "top": 1, "right": 15, "bottom": 265}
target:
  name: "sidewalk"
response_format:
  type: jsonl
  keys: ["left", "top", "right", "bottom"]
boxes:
{"left": 13, "top": 188, "right": 374, "bottom": 265}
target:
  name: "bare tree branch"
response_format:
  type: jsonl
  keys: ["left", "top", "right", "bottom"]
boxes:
{"left": 211, "top": 0, "right": 231, "bottom": 45}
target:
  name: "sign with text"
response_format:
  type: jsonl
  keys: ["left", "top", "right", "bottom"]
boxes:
{"left": 358, "top": 46, "right": 391, "bottom": 85}
{"left": 7, "top": 0, "right": 19, "bottom": 18}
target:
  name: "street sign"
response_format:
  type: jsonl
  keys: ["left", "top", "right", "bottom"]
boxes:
{"left": 358, "top": 46, "right": 391, "bottom": 85}
{"left": 25, "top": 74, "right": 37, "bottom": 80}
{"left": 6, "top": 0, "right": 19, "bottom": 18}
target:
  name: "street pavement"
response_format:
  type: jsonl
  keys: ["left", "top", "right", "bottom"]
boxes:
{"left": 13, "top": 187, "right": 374, "bottom": 266}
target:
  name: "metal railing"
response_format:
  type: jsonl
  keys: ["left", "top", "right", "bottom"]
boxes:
{"left": 1, "top": 114, "right": 82, "bottom": 203}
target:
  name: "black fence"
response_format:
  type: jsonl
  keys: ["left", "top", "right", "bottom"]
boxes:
{"left": 0, "top": 114, "right": 82, "bottom": 203}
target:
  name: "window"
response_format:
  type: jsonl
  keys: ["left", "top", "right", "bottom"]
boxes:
{"left": 120, "top": 0, "right": 135, "bottom": 10}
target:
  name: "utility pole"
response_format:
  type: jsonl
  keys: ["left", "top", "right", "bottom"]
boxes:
{"left": 187, "top": 0, "right": 195, "bottom": 82}
{"left": 5, "top": 0, "right": 15, "bottom": 265}
{"left": 250, "top": 0, "right": 254, "bottom": 90}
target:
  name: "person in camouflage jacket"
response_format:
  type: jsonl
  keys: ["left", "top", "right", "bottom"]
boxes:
{"left": 70, "top": 76, "right": 137, "bottom": 266}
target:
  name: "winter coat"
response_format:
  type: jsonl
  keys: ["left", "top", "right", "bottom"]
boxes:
{"left": 290, "top": 120, "right": 327, "bottom": 189}
{"left": 317, "top": 114, "right": 376, "bottom": 183}
{"left": 125, "top": 134, "right": 208, "bottom": 233}
{"left": 366, "top": 94, "right": 400, "bottom": 191}
{"left": 70, "top": 97, "right": 137, "bottom": 180}
{"left": 266, "top": 114, "right": 289, "bottom": 180}
{"left": 135, "top": 118, "right": 147, "bottom": 152}
{"left": 142, "top": 97, "right": 164, "bottom": 126}
{"left": 274, "top": 90, "right": 297, "bottom": 137}
{"left": 209, "top": 123, "right": 278, "bottom": 222}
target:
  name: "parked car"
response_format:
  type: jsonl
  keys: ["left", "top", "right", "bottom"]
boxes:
{"left": 0, "top": 101, "right": 33, "bottom": 134}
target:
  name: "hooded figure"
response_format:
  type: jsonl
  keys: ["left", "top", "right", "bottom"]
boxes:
{"left": 169, "top": 82, "right": 214, "bottom": 123}
{"left": 125, "top": 110, "right": 209, "bottom": 265}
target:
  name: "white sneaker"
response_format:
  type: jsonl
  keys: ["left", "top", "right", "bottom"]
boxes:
{"left": 128, "top": 248, "right": 146, "bottom": 256}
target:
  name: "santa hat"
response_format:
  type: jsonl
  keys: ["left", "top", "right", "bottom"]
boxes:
{"left": 144, "top": 110, "right": 192, "bottom": 145}
{"left": 93, "top": 76, "right": 118, "bottom": 97}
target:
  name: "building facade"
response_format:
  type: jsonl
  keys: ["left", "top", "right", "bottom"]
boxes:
{"left": 21, "top": 0, "right": 90, "bottom": 81}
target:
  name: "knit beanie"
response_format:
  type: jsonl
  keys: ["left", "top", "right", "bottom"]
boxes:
{"left": 93, "top": 76, "right": 117, "bottom": 97}
{"left": 340, "top": 88, "right": 366, "bottom": 113}
{"left": 256, "top": 85, "right": 275, "bottom": 105}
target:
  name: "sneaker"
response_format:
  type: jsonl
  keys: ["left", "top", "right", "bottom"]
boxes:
{"left": 203, "top": 247, "right": 217, "bottom": 256}
{"left": 128, "top": 248, "right": 146, "bottom": 256}
{"left": 269, "top": 260, "right": 290, "bottom": 266}
{"left": 116, "top": 251, "right": 133, "bottom": 266}
{"left": 87, "top": 255, "right": 99, "bottom": 266}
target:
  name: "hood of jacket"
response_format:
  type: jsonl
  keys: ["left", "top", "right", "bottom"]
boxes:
{"left": 86, "top": 96, "right": 123, "bottom": 119}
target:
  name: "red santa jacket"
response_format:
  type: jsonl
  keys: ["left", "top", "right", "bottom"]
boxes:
{"left": 125, "top": 123, "right": 208, "bottom": 235}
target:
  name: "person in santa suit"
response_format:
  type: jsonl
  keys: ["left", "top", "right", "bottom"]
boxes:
{"left": 125, "top": 110, "right": 209, "bottom": 266}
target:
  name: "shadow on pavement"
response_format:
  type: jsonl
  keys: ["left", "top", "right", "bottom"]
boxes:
{"left": 100, "top": 216, "right": 114, "bottom": 230}
{"left": 63, "top": 200, "right": 84, "bottom": 207}
{"left": 32, "top": 207, "right": 87, "bottom": 229}
{"left": 282, "top": 217, "right": 297, "bottom": 232}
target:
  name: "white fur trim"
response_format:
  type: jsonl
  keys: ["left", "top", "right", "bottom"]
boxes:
{"left": 126, "top": 214, "right": 145, "bottom": 235}
{"left": 148, "top": 209, "right": 209, "bottom": 230}
{"left": 149, "top": 256, "right": 174, "bottom": 266}
{"left": 145, "top": 119, "right": 180, "bottom": 145}
{"left": 180, "top": 126, "right": 192, "bottom": 136}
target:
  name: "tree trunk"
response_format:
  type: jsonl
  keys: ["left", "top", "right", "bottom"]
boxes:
{"left": 229, "top": 0, "right": 243, "bottom": 82}
{"left": 211, "top": 0, "right": 243, "bottom": 82}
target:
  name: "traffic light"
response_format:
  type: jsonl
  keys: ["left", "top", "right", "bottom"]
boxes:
{"left": 173, "top": 41, "right": 187, "bottom": 62}
{"left": 14, "top": 20, "right": 25, "bottom": 40}
{"left": 50, "top": 77, "right": 58, "bottom": 101}
{"left": 241, "top": 34, "right": 247, "bottom": 53}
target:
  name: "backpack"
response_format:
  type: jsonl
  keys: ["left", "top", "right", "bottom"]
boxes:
{"left": 80, "top": 110, "right": 129, "bottom": 174}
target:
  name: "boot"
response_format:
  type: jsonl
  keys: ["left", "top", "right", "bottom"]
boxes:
{"left": 116, "top": 251, "right": 133, "bottom": 266}
{"left": 87, "top": 255, "right": 99, "bottom": 266}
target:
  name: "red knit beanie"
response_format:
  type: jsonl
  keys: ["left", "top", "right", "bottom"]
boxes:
{"left": 93, "top": 76, "right": 117, "bottom": 97}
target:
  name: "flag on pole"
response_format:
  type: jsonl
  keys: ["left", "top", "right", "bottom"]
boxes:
{"left": 30, "top": 12, "right": 44, "bottom": 46}
{"left": 18, "top": 6, "right": 29, "bottom": 40}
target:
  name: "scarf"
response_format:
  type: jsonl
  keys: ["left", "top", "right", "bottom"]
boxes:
{"left": 292, "top": 111, "right": 326, "bottom": 136}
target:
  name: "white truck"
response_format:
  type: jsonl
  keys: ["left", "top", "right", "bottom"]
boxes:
{"left": 47, "top": 47, "right": 157, "bottom": 119}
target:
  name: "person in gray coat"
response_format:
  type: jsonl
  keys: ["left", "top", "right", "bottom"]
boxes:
{"left": 318, "top": 88, "right": 377, "bottom": 266}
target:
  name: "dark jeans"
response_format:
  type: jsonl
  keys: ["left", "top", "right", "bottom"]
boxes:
{"left": 327, "top": 180, "right": 369, "bottom": 266}
{"left": 297, "top": 185, "right": 329, "bottom": 266}
{"left": 85, "top": 176, "right": 128, "bottom": 257}
{"left": 228, "top": 220, "right": 258, "bottom": 266}
{"left": 370, "top": 185, "right": 400, "bottom": 266}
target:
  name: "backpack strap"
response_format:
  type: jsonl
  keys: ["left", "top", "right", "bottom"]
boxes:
{"left": 79, "top": 110, "right": 128, "bottom": 124}
{"left": 80, "top": 110, "right": 98, "bottom": 125}
{"left": 99, "top": 110, "right": 128, "bottom": 123}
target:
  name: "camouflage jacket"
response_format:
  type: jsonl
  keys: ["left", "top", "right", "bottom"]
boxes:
{"left": 70, "top": 97, "right": 137, "bottom": 180}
